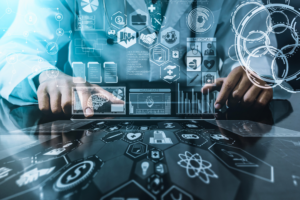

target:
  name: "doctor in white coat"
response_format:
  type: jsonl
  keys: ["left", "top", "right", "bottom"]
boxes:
{"left": 0, "top": 0, "right": 291, "bottom": 117}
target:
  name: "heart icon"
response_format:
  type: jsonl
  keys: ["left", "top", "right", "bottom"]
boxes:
{"left": 204, "top": 60, "right": 215, "bottom": 69}
{"left": 127, "top": 133, "right": 142, "bottom": 140}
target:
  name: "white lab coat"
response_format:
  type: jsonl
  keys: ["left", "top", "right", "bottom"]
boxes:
{"left": 0, "top": 0, "right": 291, "bottom": 106}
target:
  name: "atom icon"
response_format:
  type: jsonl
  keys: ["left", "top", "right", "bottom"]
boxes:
{"left": 177, "top": 151, "right": 218, "bottom": 184}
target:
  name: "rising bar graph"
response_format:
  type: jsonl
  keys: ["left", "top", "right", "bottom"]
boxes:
{"left": 177, "top": 83, "right": 216, "bottom": 114}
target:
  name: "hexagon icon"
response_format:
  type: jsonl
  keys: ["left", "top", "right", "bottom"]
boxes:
{"left": 130, "top": 9, "right": 149, "bottom": 30}
{"left": 135, "top": 159, "right": 154, "bottom": 179}
{"left": 117, "top": 27, "right": 137, "bottom": 48}
{"left": 161, "top": 27, "right": 180, "bottom": 48}
{"left": 111, "top": 11, "right": 127, "bottom": 29}
{"left": 126, "top": 142, "right": 148, "bottom": 158}
{"left": 147, "top": 147, "right": 164, "bottom": 163}
{"left": 149, "top": 44, "right": 169, "bottom": 66}
{"left": 160, "top": 63, "right": 180, "bottom": 84}
{"left": 139, "top": 26, "right": 158, "bottom": 49}
{"left": 94, "top": 155, "right": 133, "bottom": 194}
{"left": 208, "top": 143, "right": 274, "bottom": 182}
{"left": 100, "top": 180, "right": 155, "bottom": 200}
{"left": 165, "top": 143, "right": 240, "bottom": 200}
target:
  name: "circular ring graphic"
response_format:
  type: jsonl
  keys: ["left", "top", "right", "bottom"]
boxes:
{"left": 54, "top": 161, "right": 95, "bottom": 192}
{"left": 187, "top": 6, "right": 214, "bottom": 33}
{"left": 233, "top": 3, "right": 300, "bottom": 92}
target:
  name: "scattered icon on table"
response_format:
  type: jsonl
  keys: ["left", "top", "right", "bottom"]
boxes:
{"left": 164, "top": 123, "right": 175, "bottom": 128}
{"left": 44, "top": 148, "right": 66, "bottom": 156}
{"left": 210, "top": 134, "right": 229, "bottom": 140}
{"left": 141, "top": 161, "right": 150, "bottom": 176}
{"left": 16, "top": 167, "right": 56, "bottom": 187}
{"left": 43, "top": 156, "right": 103, "bottom": 198}
{"left": 102, "top": 132, "right": 124, "bottom": 143}
{"left": 221, "top": 149, "right": 259, "bottom": 167}
{"left": 209, "top": 144, "right": 274, "bottom": 182}
{"left": 150, "top": 131, "right": 173, "bottom": 144}
{"left": 0, "top": 167, "right": 12, "bottom": 179}
{"left": 147, "top": 174, "right": 164, "bottom": 194}
{"left": 292, "top": 175, "right": 300, "bottom": 186}
{"left": 148, "top": 148, "right": 164, "bottom": 163}
{"left": 186, "top": 124, "right": 198, "bottom": 128}
{"left": 140, "top": 126, "right": 149, "bottom": 130}
{"left": 161, "top": 185, "right": 193, "bottom": 200}
{"left": 126, "top": 142, "right": 148, "bottom": 158}
{"left": 100, "top": 180, "right": 155, "bottom": 200}
{"left": 177, "top": 151, "right": 218, "bottom": 184}
{"left": 125, "top": 132, "right": 143, "bottom": 142}
{"left": 182, "top": 134, "right": 200, "bottom": 139}
{"left": 155, "top": 163, "right": 168, "bottom": 175}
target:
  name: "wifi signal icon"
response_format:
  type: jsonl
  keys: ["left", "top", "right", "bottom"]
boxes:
{"left": 117, "top": 27, "right": 137, "bottom": 48}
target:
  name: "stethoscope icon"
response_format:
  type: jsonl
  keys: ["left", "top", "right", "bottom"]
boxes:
{"left": 190, "top": 43, "right": 199, "bottom": 55}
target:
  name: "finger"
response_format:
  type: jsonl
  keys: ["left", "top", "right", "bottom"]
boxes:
{"left": 50, "top": 92, "right": 62, "bottom": 114}
{"left": 37, "top": 85, "right": 50, "bottom": 114}
{"left": 201, "top": 78, "right": 224, "bottom": 94}
{"left": 91, "top": 84, "right": 125, "bottom": 105}
{"left": 240, "top": 85, "right": 262, "bottom": 108}
{"left": 61, "top": 89, "right": 72, "bottom": 115}
{"left": 76, "top": 87, "right": 94, "bottom": 118}
{"left": 227, "top": 75, "right": 252, "bottom": 108}
{"left": 252, "top": 88, "right": 273, "bottom": 110}
{"left": 214, "top": 68, "right": 244, "bottom": 109}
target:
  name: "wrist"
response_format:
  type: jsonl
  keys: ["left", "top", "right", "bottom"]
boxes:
{"left": 39, "top": 69, "right": 61, "bottom": 84}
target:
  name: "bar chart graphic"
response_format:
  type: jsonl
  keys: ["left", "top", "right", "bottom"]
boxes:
{"left": 177, "top": 83, "right": 216, "bottom": 114}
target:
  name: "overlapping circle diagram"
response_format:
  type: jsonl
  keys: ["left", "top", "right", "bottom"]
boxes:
{"left": 231, "top": 1, "right": 300, "bottom": 93}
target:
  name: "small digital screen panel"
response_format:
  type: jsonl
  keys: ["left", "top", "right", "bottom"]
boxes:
{"left": 129, "top": 89, "right": 171, "bottom": 115}
{"left": 72, "top": 87, "right": 126, "bottom": 115}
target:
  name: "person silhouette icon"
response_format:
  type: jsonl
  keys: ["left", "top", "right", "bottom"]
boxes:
{"left": 204, "top": 43, "right": 215, "bottom": 55}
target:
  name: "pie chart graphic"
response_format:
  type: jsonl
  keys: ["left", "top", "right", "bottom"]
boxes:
{"left": 81, "top": 0, "right": 99, "bottom": 13}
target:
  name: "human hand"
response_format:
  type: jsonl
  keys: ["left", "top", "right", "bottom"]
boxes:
{"left": 201, "top": 66, "right": 273, "bottom": 110}
{"left": 37, "top": 71, "right": 124, "bottom": 117}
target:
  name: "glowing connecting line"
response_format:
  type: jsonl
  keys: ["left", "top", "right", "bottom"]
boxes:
{"left": 231, "top": 2, "right": 300, "bottom": 93}
{"left": 177, "top": 151, "right": 218, "bottom": 184}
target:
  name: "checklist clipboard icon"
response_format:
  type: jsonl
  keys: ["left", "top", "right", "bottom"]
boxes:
{"left": 104, "top": 62, "right": 118, "bottom": 83}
